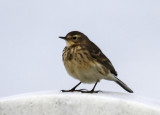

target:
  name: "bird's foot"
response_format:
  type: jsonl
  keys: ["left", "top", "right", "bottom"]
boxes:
{"left": 61, "top": 89, "right": 88, "bottom": 92}
{"left": 75, "top": 89, "right": 88, "bottom": 92}
{"left": 81, "top": 90, "right": 102, "bottom": 93}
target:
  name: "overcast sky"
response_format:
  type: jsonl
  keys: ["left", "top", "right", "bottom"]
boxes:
{"left": 0, "top": 0, "right": 160, "bottom": 100}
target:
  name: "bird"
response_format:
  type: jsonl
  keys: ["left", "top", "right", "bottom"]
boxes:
{"left": 59, "top": 31, "right": 133, "bottom": 93}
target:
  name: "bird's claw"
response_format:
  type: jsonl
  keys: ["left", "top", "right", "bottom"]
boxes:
{"left": 61, "top": 89, "right": 88, "bottom": 92}
{"left": 81, "top": 90, "right": 102, "bottom": 93}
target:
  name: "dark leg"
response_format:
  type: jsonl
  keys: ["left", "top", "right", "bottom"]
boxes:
{"left": 81, "top": 81, "right": 102, "bottom": 93}
{"left": 61, "top": 82, "right": 87, "bottom": 92}
{"left": 90, "top": 81, "right": 98, "bottom": 92}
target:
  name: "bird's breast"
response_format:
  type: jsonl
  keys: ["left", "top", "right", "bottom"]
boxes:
{"left": 63, "top": 46, "right": 92, "bottom": 70}
{"left": 62, "top": 46, "right": 107, "bottom": 83}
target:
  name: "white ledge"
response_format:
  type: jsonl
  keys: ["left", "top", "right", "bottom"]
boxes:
{"left": 0, "top": 91, "right": 160, "bottom": 115}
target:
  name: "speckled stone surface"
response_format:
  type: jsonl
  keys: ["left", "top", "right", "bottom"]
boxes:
{"left": 0, "top": 91, "right": 160, "bottom": 115}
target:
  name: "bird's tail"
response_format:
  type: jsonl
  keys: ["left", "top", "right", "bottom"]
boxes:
{"left": 115, "top": 78, "right": 133, "bottom": 93}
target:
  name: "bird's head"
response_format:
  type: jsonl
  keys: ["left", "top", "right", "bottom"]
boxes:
{"left": 59, "top": 31, "right": 89, "bottom": 47}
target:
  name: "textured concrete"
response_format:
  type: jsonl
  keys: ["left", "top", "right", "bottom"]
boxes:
{"left": 0, "top": 91, "right": 160, "bottom": 115}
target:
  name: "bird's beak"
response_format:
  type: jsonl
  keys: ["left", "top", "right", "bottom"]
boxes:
{"left": 59, "top": 36, "right": 66, "bottom": 40}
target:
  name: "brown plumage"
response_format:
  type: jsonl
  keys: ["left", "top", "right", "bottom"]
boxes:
{"left": 59, "top": 31, "right": 133, "bottom": 93}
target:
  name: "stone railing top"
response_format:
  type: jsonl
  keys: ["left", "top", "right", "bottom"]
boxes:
{"left": 0, "top": 91, "right": 160, "bottom": 115}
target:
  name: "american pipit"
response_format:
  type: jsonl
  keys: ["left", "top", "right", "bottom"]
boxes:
{"left": 59, "top": 31, "right": 133, "bottom": 93}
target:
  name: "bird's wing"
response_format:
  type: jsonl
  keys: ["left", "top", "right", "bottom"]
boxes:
{"left": 82, "top": 41, "right": 117, "bottom": 76}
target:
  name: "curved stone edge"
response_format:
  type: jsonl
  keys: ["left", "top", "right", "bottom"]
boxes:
{"left": 0, "top": 91, "right": 160, "bottom": 115}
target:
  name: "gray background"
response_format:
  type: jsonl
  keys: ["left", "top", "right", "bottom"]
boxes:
{"left": 0, "top": 0, "right": 160, "bottom": 99}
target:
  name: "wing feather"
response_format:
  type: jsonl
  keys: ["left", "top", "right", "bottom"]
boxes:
{"left": 82, "top": 41, "right": 117, "bottom": 76}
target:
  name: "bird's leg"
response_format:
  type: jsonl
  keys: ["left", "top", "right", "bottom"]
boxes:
{"left": 61, "top": 82, "right": 87, "bottom": 92}
{"left": 81, "top": 81, "right": 102, "bottom": 93}
{"left": 90, "top": 81, "right": 98, "bottom": 92}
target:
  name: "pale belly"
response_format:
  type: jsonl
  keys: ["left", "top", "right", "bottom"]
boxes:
{"left": 64, "top": 59, "right": 111, "bottom": 83}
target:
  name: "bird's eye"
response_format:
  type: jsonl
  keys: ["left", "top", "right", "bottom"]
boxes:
{"left": 73, "top": 36, "right": 77, "bottom": 40}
